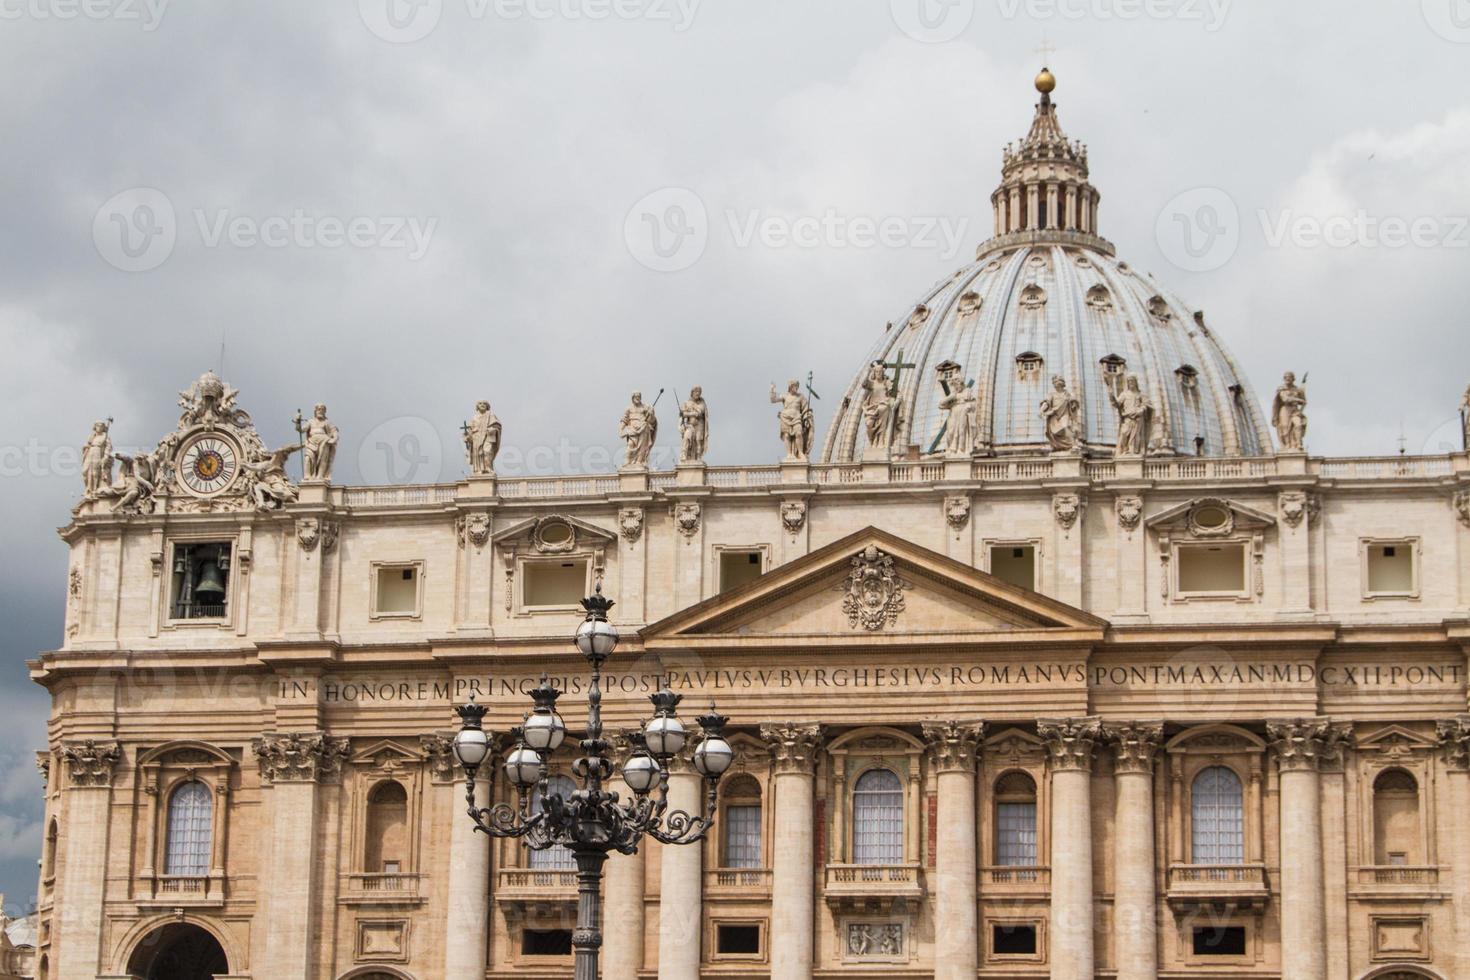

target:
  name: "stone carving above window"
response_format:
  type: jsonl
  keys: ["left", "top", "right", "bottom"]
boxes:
{"left": 297, "top": 518, "right": 340, "bottom": 553}
{"left": 1115, "top": 495, "right": 1143, "bottom": 532}
{"left": 945, "top": 496, "right": 971, "bottom": 531}
{"left": 781, "top": 500, "right": 808, "bottom": 535}
{"left": 846, "top": 921, "right": 905, "bottom": 959}
{"left": 618, "top": 507, "right": 644, "bottom": 544}
{"left": 1053, "top": 493, "right": 1084, "bottom": 531}
{"left": 253, "top": 732, "right": 351, "bottom": 784}
{"left": 674, "top": 502, "right": 703, "bottom": 538}
{"left": 839, "top": 546, "right": 909, "bottom": 632}
{"left": 1279, "top": 491, "right": 1318, "bottom": 529}
{"left": 457, "top": 513, "right": 492, "bottom": 549}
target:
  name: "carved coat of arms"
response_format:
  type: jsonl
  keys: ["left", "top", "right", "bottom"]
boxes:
{"left": 839, "top": 546, "right": 909, "bottom": 631}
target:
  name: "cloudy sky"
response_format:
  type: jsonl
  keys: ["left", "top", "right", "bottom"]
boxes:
{"left": 0, "top": 0, "right": 1467, "bottom": 910}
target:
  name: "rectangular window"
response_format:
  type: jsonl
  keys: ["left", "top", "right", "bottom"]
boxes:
{"left": 1365, "top": 540, "right": 1416, "bottom": 596}
{"left": 996, "top": 802, "right": 1037, "bottom": 866}
{"left": 373, "top": 564, "right": 421, "bottom": 617}
{"left": 989, "top": 545, "right": 1036, "bottom": 591}
{"left": 719, "top": 550, "right": 764, "bottom": 592}
{"left": 715, "top": 923, "right": 762, "bottom": 956}
{"left": 522, "top": 929, "right": 573, "bottom": 955}
{"left": 992, "top": 922, "right": 1038, "bottom": 956}
{"left": 523, "top": 560, "right": 588, "bottom": 608}
{"left": 723, "top": 804, "right": 762, "bottom": 869}
{"left": 1192, "top": 925, "right": 1247, "bottom": 956}
{"left": 169, "top": 542, "right": 232, "bottom": 620}
{"left": 1176, "top": 543, "right": 1246, "bottom": 595}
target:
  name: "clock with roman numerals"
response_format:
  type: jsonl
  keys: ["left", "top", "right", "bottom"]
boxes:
{"left": 177, "top": 434, "right": 240, "bottom": 497}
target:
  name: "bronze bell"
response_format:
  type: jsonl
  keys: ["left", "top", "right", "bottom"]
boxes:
{"left": 194, "top": 561, "right": 227, "bottom": 599}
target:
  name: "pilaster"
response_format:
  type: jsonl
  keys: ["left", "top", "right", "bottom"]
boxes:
{"left": 656, "top": 754, "right": 704, "bottom": 980}
{"left": 1038, "top": 717, "right": 1100, "bottom": 979}
{"left": 1437, "top": 716, "right": 1470, "bottom": 979}
{"left": 922, "top": 722, "right": 983, "bottom": 980}
{"left": 54, "top": 741, "right": 121, "bottom": 980}
{"left": 1104, "top": 722, "right": 1162, "bottom": 980}
{"left": 761, "top": 722, "right": 824, "bottom": 980}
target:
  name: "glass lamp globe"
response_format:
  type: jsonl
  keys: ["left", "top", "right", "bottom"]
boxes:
{"left": 621, "top": 752, "right": 660, "bottom": 795}
{"left": 693, "top": 734, "right": 734, "bottom": 777}
{"left": 522, "top": 709, "right": 567, "bottom": 752}
{"left": 644, "top": 714, "right": 687, "bottom": 757}
{"left": 575, "top": 617, "right": 619, "bottom": 659}
{"left": 504, "top": 745, "right": 542, "bottom": 788}
{"left": 452, "top": 725, "right": 490, "bottom": 769}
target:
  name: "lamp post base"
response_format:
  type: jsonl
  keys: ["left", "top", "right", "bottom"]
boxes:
{"left": 573, "top": 847, "right": 609, "bottom": 980}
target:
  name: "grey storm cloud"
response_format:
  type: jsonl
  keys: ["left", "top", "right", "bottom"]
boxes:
{"left": 0, "top": 0, "right": 1467, "bottom": 908}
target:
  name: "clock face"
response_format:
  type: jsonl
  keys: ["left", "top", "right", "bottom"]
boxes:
{"left": 178, "top": 436, "right": 240, "bottom": 497}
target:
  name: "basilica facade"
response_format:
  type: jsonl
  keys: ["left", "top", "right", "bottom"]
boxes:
{"left": 31, "top": 71, "right": 1470, "bottom": 980}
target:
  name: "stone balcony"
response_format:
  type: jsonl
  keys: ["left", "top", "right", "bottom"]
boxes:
{"left": 981, "top": 865, "right": 1051, "bottom": 897}
{"left": 136, "top": 873, "right": 226, "bottom": 909}
{"left": 1351, "top": 865, "right": 1443, "bottom": 900}
{"left": 1165, "top": 863, "right": 1270, "bottom": 915}
{"left": 341, "top": 872, "right": 424, "bottom": 906}
{"left": 705, "top": 868, "right": 772, "bottom": 899}
{"left": 823, "top": 863, "right": 925, "bottom": 912}
{"left": 495, "top": 868, "right": 577, "bottom": 916}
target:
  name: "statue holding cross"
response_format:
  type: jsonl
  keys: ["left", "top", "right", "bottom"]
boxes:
{"left": 463, "top": 401, "right": 502, "bottom": 476}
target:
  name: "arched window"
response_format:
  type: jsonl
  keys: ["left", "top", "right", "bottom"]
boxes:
{"left": 1191, "top": 767, "right": 1244, "bottom": 865}
{"left": 852, "top": 769, "right": 903, "bottom": 865}
{"left": 364, "top": 781, "right": 408, "bottom": 874}
{"left": 994, "top": 771, "right": 1038, "bottom": 867}
{"left": 43, "top": 819, "right": 58, "bottom": 880}
{"left": 529, "top": 775, "right": 577, "bottom": 870}
{"left": 1373, "top": 768, "right": 1421, "bottom": 865}
{"left": 164, "top": 780, "right": 213, "bottom": 876}
{"left": 720, "top": 775, "right": 762, "bottom": 869}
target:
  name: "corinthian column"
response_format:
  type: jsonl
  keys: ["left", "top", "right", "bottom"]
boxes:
{"left": 1105, "top": 722, "right": 1163, "bottom": 980}
{"left": 253, "top": 732, "right": 350, "bottom": 980}
{"left": 922, "top": 722, "right": 984, "bottom": 980}
{"left": 1038, "top": 717, "right": 1101, "bottom": 980}
{"left": 1267, "top": 719, "right": 1344, "bottom": 980}
{"left": 604, "top": 733, "right": 648, "bottom": 980}
{"left": 1438, "top": 716, "right": 1470, "bottom": 979}
{"left": 54, "top": 740, "right": 121, "bottom": 980}
{"left": 657, "top": 755, "right": 704, "bottom": 979}
{"left": 424, "top": 733, "right": 499, "bottom": 980}
{"left": 761, "top": 722, "right": 824, "bottom": 980}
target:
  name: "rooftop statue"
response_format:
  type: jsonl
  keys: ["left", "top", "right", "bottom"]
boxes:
{"left": 1272, "top": 372, "right": 1308, "bottom": 453}
{"left": 770, "top": 379, "right": 814, "bottom": 461}
{"left": 620, "top": 391, "right": 658, "bottom": 468}
{"left": 464, "top": 401, "right": 502, "bottom": 476}
{"left": 678, "top": 387, "right": 709, "bottom": 464}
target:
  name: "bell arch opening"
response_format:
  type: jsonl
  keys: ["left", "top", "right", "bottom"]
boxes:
{"left": 125, "top": 922, "right": 229, "bottom": 980}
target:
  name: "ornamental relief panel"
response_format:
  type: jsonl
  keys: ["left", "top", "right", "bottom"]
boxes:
{"left": 838, "top": 546, "right": 909, "bottom": 631}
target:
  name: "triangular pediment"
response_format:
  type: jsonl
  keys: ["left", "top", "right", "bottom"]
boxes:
{"left": 642, "top": 527, "right": 1106, "bottom": 649}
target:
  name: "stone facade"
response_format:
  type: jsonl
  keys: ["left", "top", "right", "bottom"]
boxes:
{"left": 28, "top": 68, "right": 1470, "bottom": 980}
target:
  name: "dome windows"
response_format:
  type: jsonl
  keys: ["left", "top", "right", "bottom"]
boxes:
{"left": 1148, "top": 296, "right": 1172, "bottom": 322}
{"left": 906, "top": 305, "right": 930, "bottom": 331}
{"left": 1016, "top": 352, "right": 1045, "bottom": 382}
{"left": 1086, "top": 284, "right": 1113, "bottom": 311}
{"left": 1176, "top": 365, "right": 1200, "bottom": 391}
{"left": 1018, "top": 284, "right": 1047, "bottom": 310}
{"left": 957, "top": 291, "right": 983, "bottom": 317}
{"left": 1100, "top": 354, "right": 1127, "bottom": 381}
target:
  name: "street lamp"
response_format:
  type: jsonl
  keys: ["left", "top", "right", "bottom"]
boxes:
{"left": 447, "top": 586, "right": 733, "bottom": 980}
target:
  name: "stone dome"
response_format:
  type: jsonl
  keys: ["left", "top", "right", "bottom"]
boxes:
{"left": 820, "top": 71, "right": 1272, "bottom": 463}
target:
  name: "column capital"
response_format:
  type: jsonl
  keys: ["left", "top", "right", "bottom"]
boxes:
{"left": 1038, "top": 717, "right": 1102, "bottom": 773}
{"left": 253, "top": 731, "right": 350, "bottom": 784}
{"left": 1104, "top": 721, "right": 1164, "bottom": 774}
{"left": 922, "top": 721, "right": 985, "bottom": 773}
{"left": 760, "top": 721, "right": 825, "bottom": 775}
{"left": 59, "top": 739, "right": 122, "bottom": 788}
{"left": 1267, "top": 718, "right": 1351, "bottom": 773}
{"left": 421, "top": 731, "right": 500, "bottom": 784}
{"left": 1437, "top": 715, "right": 1470, "bottom": 771}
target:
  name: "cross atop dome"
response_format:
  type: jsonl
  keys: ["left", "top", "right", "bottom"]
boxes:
{"left": 983, "top": 67, "right": 1112, "bottom": 258}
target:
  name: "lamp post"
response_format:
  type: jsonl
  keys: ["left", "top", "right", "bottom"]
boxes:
{"left": 446, "top": 587, "right": 733, "bottom": 980}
